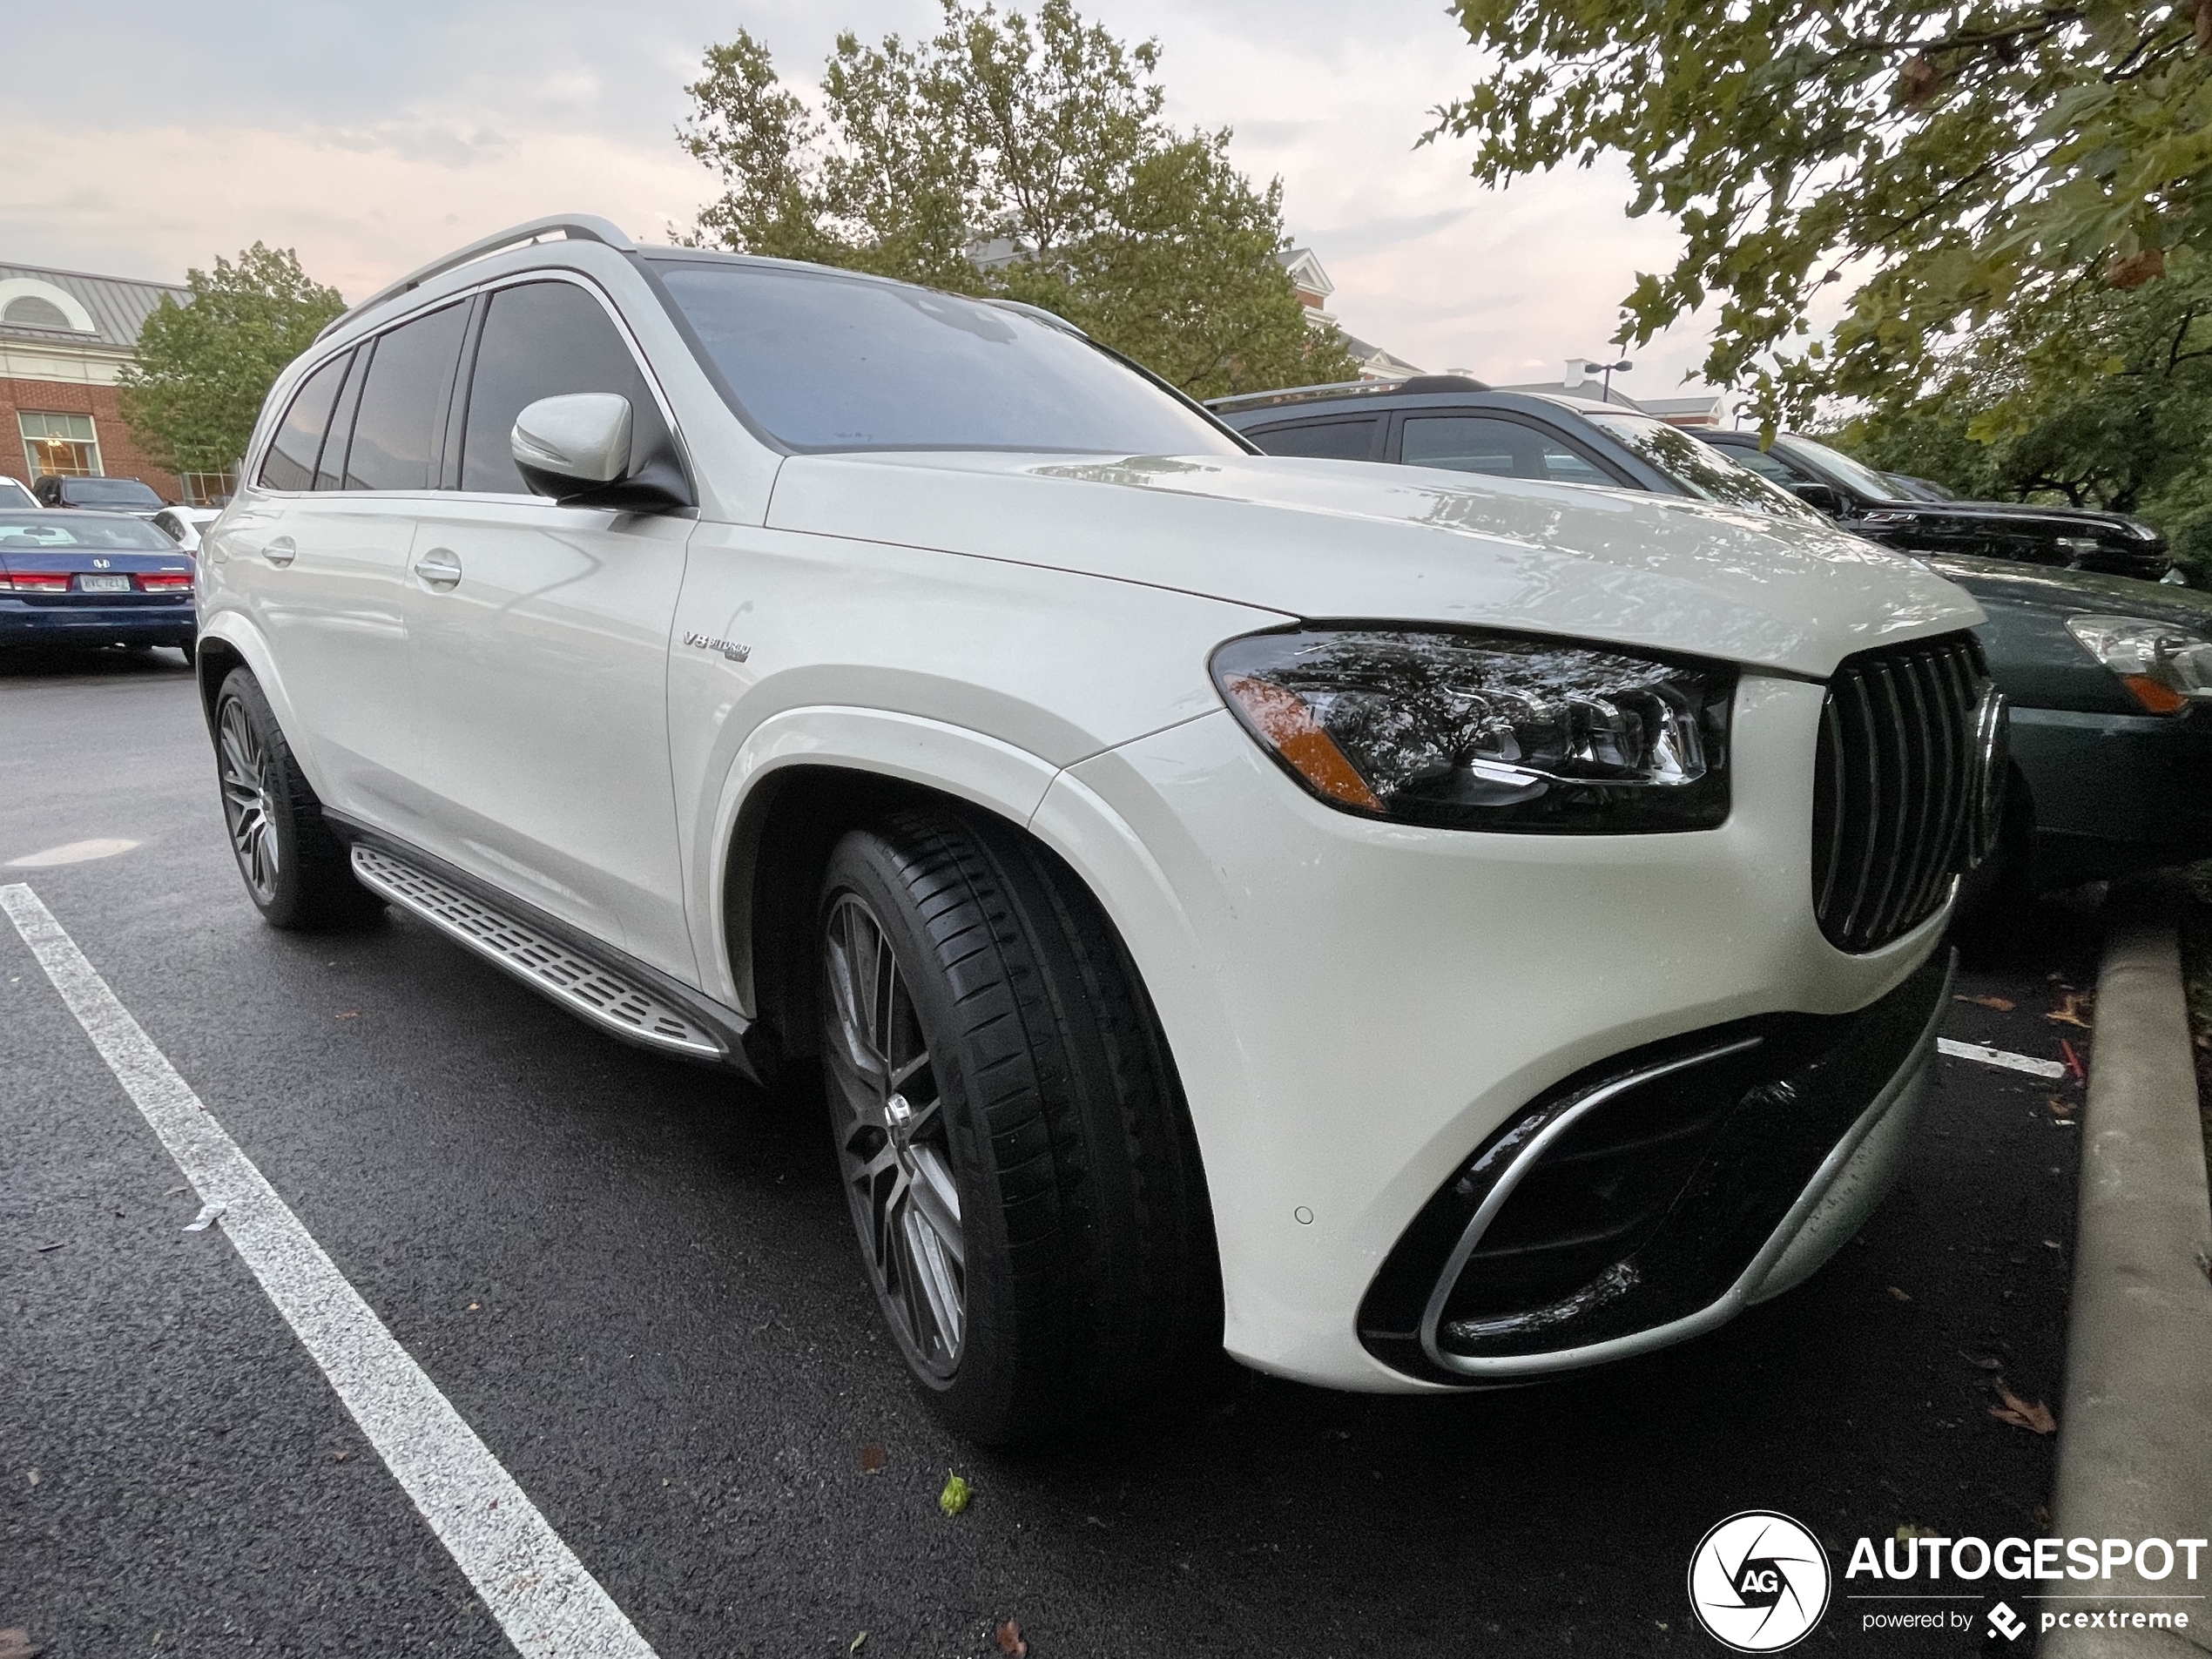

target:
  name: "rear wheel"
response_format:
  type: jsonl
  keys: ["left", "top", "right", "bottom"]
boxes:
{"left": 817, "top": 807, "right": 1217, "bottom": 1443}
{"left": 213, "top": 668, "right": 381, "bottom": 930}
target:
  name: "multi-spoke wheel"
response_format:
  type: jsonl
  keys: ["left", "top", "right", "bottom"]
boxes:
{"left": 823, "top": 891, "right": 966, "bottom": 1378}
{"left": 218, "top": 693, "right": 280, "bottom": 906}
{"left": 210, "top": 668, "right": 381, "bottom": 930}
{"left": 815, "top": 809, "right": 1219, "bottom": 1444}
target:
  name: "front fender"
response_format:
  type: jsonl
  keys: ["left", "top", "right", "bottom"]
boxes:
{"left": 698, "top": 705, "right": 1066, "bottom": 1011}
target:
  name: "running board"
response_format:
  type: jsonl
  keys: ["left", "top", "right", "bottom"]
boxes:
{"left": 349, "top": 844, "right": 730, "bottom": 1062}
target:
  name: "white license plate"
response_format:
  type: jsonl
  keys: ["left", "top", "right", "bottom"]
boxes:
{"left": 78, "top": 574, "right": 132, "bottom": 593}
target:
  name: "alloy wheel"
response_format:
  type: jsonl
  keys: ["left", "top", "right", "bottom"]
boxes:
{"left": 821, "top": 891, "right": 966, "bottom": 1379}
{"left": 217, "top": 698, "right": 280, "bottom": 903}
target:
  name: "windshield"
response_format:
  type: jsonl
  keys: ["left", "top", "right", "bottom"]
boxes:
{"left": 0, "top": 513, "right": 175, "bottom": 550}
{"left": 652, "top": 260, "right": 1243, "bottom": 456}
{"left": 60, "top": 477, "right": 164, "bottom": 506}
{"left": 1776, "top": 435, "right": 1902, "bottom": 502}
{"left": 1579, "top": 411, "right": 1824, "bottom": 521}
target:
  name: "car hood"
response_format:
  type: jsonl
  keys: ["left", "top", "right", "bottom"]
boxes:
{"left": 1929, "top": 553, "right": 2212, "bottom": 627}
{"left": 766, "top": 450, "right": 1982, "bottom": 678}
{"left": 1884, "top": 498, "right": 2165, "bottom": 543}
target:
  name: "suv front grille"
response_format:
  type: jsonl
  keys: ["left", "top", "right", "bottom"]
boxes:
{"left": 1811, "top": 634, "right": 1990, "bottom": 954}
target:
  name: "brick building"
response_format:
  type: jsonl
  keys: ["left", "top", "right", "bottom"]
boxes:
{"left": 0, "top": 262, "right": 198, "bottom": 503}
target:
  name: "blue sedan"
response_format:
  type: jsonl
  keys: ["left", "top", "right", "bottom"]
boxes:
{"left": 0, "top": 510, "right": 197, "bottom": 657}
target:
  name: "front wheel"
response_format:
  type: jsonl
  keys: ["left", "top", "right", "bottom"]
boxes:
{"left": 213, "top": 668, "right": 381, "bottom": 930}
{"left": 818, "top": 807, "right": 1217, "bottom": 1444}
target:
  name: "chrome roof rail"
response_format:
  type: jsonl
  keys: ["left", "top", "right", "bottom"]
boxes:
{"left": 315, "top": 214, "right": 638, "bottom": 342}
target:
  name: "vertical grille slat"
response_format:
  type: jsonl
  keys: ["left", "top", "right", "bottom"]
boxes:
{"left": 1810, "top": 634, "right": 1990, "bottom": 954}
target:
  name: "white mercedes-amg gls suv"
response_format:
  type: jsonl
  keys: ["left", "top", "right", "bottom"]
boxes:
{"left": 196, "top": 215, "right": 2000, "bottom": 1443}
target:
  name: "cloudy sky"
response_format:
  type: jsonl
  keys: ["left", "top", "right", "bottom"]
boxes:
{"left": 1, "top": 0, "right": 1723, "bottom": 398}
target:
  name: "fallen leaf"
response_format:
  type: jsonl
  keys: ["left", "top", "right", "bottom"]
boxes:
{"left": 2045, "top": 1095, "right": 2076, "bottom": 1121}
{"left": 2042, "top": 1238, "right": 2061, "bottom": 1250}
{"left": 466, "top": 1303, "right": 480, "bottom": 1312}
{"left": 995, "top": 1619, "right": 1028, "bottom": 1656}
{"left": 860, "top": 1444, "right": 887, "bottom": 1474}
{"left": 939, "top": 1470, "right": 971, "bottom": 1517}
{"left": 2059, "top": 1039, "right": 2086, "bottom": 1083}
{"left": 0, "top": 1629, "right": 43, "bottom": 1659}
{"left": 1990, "top": 1383, "right": 2056, "bottom": 1434}
{"left": 1955, "top": 994, "right": 2015, "bottom": 1012}
{"left": 1959, "top": 1351, "right": 2002, "bottom": 1372}
{"left": 33, "top": 1243, "right": 62, "bottom": 1253}
{"left": 334, "top": 1011, "right": 359, "bottom": 1021}
{"left": 2047, "top": 994, "right": 2093, "bottom": 1030}
{"left": 332, "top": 1451, "right": 350, "bottom": 1463}
{"left": 849, "top": 1635, "right": 867, "bottom": 1654}
{"left": 24, "top": 1470, "right": 38, "bottom": 1486}
{"left": 1887, "top": 1285, "right": 1912, "bottom": 1302}
{"left": 2035, "top": 1504, "right": 2051, "bottom": 1527}
{"left": 1895, "top": 1522, "right": 1937, "bottom": 1541}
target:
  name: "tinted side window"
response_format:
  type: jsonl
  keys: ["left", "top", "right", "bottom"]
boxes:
{"left": 315, "top": 349, "right": 368, "bottom": 492}
{"left": 258, "top": 353, "right": 351, "bottom": 491}
{"left": 1248, "top": 417, "right": 1379, "bottom": 461}
{"left": 1401, "top": 415, "right": 1610, "bottom": 485}
{"left": 1717, "top": 443, "right": 1806, "bottom": 485}
{"left": 460, "top": 281, "right": 671, "bottom": 495}
{"left": 346, "top": 301, "right": 469, "bottom": 492}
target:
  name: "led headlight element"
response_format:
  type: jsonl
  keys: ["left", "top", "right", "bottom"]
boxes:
{"left": 2066, "top": 614, "right": 2212, "bottom": 713}
{"left": 1211, "top": 627, "right": 1735, "bottom": 833}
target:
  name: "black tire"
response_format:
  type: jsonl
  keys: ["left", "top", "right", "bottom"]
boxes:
{"left": 212, "top": 668, "right": 382, "bottom": 930}
{"left": 816, "top": 806, "right": 1218, "bottom": 1444}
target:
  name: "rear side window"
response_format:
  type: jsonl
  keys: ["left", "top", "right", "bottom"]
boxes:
{"left": 258, "top": 353, "right": 351, "bottom": 491}
{"left": 459, "top": 281, "right": 671, "bottom": 496}
{"left": 1400, "top": 415, "right": 1610, "bottom": 485}
{"left": 1717, "top": 443, "right": 1807, "bottom": 485}
{"left": 314, "top": 350, "right": 368, "bottom": 492}
{"left": 346, "top": 301, "right": 469, "bottom": 491}
{"left": 1249, "top": 417, "right": 1380, "bottom": 461}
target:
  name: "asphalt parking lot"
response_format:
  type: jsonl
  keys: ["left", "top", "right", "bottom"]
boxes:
{"left": 2, "top": 647, "right": 2099, "bottom": 1657}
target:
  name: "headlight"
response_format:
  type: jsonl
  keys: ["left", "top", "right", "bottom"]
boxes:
{"left": 2066, "top": 615, "right": 2212, "bottom": 713}
{"left": 1211, "top": 627, "right": 1735, "bottom": 833}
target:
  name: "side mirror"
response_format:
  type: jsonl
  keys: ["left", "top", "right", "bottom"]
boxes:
{"left": 1787, "top": 480, "right": 1844, "bottom": 516}
{"left": 510, "top": 394, "right": 691, "bottom": 512}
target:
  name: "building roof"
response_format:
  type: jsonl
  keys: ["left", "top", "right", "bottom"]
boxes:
{"left": 0, "top": 261, "right": 188, "bottom": 350}
{"left": 1342, "top": 331, "right": 1422, "bottom": 381}
{"left": 1276, "top": 246, "right": 1334, "bottom": 301}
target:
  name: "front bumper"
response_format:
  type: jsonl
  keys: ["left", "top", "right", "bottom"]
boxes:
{"left": 0, "top": 598, "right": 196, "bottom": 647}
{"left": 1359, "top": 947, "right": 1947, "bottom": 1383}
{"left": 1038, "top": 671, "right": 1951, "bottom": 1392}
{"left": 2010, "top": 705, "right": 2212, "bottom": 887}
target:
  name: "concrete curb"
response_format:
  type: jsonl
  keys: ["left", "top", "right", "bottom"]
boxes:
{"left": 2042, "top": 882, "right": 2212, "bottom": 1658}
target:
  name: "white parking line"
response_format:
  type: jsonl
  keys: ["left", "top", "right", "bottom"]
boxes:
{"left": 1936, "top": 1037, "right": 2069, "bottom": 1080}
{"left": 1, "top": 883, "right": 660, "bottom": 1659}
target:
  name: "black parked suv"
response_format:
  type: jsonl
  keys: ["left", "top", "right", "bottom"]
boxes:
{"left": 1693, "top": 428, "right": 2176, "bottom": 583}
{"left": 33, "top": 475, "right": 167, "bottom": 517}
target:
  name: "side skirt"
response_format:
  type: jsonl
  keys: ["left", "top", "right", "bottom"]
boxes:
{"left": 326, "top": 813, "right": 758, "bottom": 1081}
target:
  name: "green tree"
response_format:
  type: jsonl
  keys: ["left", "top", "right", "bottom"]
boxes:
{"left": 1430, "top": 1, "right": 2212, "bottom": 427}
{"left": 1834, "top": 262, "right": 2212, "bottom": 570}
{"left": 119, "top": 244, "right": 345, "bottom": 478}
{"left": 679, "top": 0, "right": 1356, "bottom": 398}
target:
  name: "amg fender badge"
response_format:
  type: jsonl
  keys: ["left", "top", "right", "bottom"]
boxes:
{"left": 684, "top": 631, "right": 752, "bottom": 663}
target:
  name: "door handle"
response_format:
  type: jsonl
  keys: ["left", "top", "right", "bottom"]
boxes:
{"left": 263, "top": 536, "right": 296, "bottom": 568}
{"left": 415, "top": 548, "right": 462, "bottom": 590}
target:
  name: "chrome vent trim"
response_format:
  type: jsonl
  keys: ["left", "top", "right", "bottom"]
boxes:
{"left": 1811, "top": 634, "right": 1989, "bottom": 954}
{"left": 350, "top": 845, "right": 725, "bottom": 1059}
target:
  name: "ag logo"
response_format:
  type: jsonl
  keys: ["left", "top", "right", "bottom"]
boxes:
{"left": 1687, "top": 1511, "right": 1831, "bottom": 1652}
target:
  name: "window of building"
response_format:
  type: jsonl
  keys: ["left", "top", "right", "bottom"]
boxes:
{"left": 3, "top": 295, "right": 75, "bottom": 330}
{"left": 19, "top": 412, "right": 100, "bottom": 480}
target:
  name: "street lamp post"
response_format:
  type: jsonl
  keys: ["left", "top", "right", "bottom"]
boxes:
{"left": 1585, "top": 358, "right": 1633, "bottom": 401}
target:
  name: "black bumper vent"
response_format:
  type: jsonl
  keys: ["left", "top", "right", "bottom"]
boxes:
{"left": 1812, "top": 634, "right": 1990, "bottom": 954}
